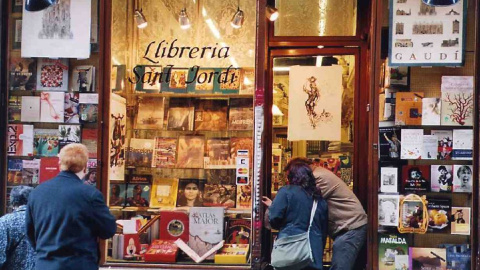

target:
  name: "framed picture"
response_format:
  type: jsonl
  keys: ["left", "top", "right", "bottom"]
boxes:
{"left": 398, "top": 194, "right": 428, "bottom": 234}
{"left": 12, "top": 19, "right": 22, "bottom": 50}
{"left": 12, "top": 0, "right": 22, "bottom": 13}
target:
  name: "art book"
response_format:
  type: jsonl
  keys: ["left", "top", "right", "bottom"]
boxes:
{"left": 10, "top": 58, "right": 37, "bottom": 92}
{"left": 205, "top": 138, "right": 231, "bottom": 168}
{"left": 126, "top": 138, "right": 154, "bottom": 167}
{"left": 177, "top": 136, "right": 205, "bottom": 169}
{"left": 152, "top": 138, "right": 176, "bottom": 168}
{"left": 159, "top": 211, "right": 189, "bottom": 242}
{"left": 22, "top": 159, "right": 40, "bottom": 185}
{"left": 7, "top": 124, "right": 34, "bottom": 156}
{"left": 40, "top": 92, "right": 64, "bottom": 122}
{"left": 81, "top": 128, "right": 97, "bottom": 159}
{"left": 378, "top": 233, "right": 409, "bottom": 270}
{"left": 236, "top": 184, "right": 251, "bottom": 209}
{"left": 378, "top": 194, "right": 399, "bottom": 227}
{"left": 58, "top": 125, "right": 81, "bottom": 150}
{"left": 39, "top": 157, "right": 59, "bottom": 184}
{"left": 438, "top": 244, "right": 471, "bottom": 270}
{"left": 215, "top": 68, "right": 242, "bottom": 94}
{"left": 34, "top": 129, "right": 60, "bottom": 157}
{"left": 64, "top": 92, "right": 80, "bottom": 123}
{"left": 228, "top": 98, "right": 254, "bottom": 131}
{"left": 422, "top": 135, "right": 438, "bottom": 160}
{"left": 421, "top": 97, "right": 441, "bottom": 126}
{"left": 400, "top": 129, "right": 423, "bottom": 159}
{"left": 431, "top": 130, "right": 453, "bottom": 160}
{"left": 71, "top": 65, "right": 95, "bottom": 92}
{"left": 194, "top": 99, "right": 228, "bottom": 131}
{"left": 149, "top": 178, "right": 179, "bottom": 208}
{"left": 203, "top": 184, "right": 236, "bottom": 208}
{"left": 176, "top": 179, "right": 206, "bottom": 208}
{"left": 451, "top": 207, "right": 470, "bottom": 235}
{"left": 427, "top": 198, "right": 451, "bottom": 232}
{"left": 230, "top": 137, "right": 253, "bottom": 168}
{"left": 167, "top": 99, "right": 194, "bottom": 131}
{"left": 79, "top": 104, "right": 98, "bottom": 123}
{"left": 21, "top": 96, "right": 40, "bottom": 122}
{"left": 188, "top": 207, "right": 224, "bottom": 259}
{"left": 402, "top": 165, "right": 430, "bottom": 192}
{"left": 452, "top": 129, "right": 473, "bottom": 160}
{"left": 7, "top": 159, "right": 23, "bottom": 185}
{"left": 226, "top": 218, "right": 250, "bottom": 244}
{"left": 84, "top": 159, "right": 97, "bottom": 186}
{"left": 135, "top": 65, "right": 162, "bottom": 93}
{"left": 134, "top": 97, "right": 165, "bottom": 130}
{"left": 453, "top": 165, "right": 472, "bottom": 193}
{"left": 124, "top": 183, "right": 151, "bottom": 207}
{"left": 441, "top": 76, "right": 473, "bottom": 126}
{"left": 380, "top": 167, "right": 398, "bottom": 193}
{"left": 395, "top": 92, "right": 423, "bottom": 126}
{"left": 206, "top": 169, "right": 236, "bottom": 185}
{"left": 430, "top": 165, "right": 453, "bottom": 193}
{"left": 163, "top": 67, "right": 188, "bottom": 93}
{"left": 187, "top": 68, "right": 215, "bottom": 94}
{"left": 36, "top": 59, "right": 69, "bottom": 91}
{"left": 239, "top": 67, "right": 254, "bottom": 95}
{"left": 379, "top": 127, "right": 401, "bottom": 161}
{"left": 409, "top": 247, "right": 446, "bottom": 270}
{"left": 109, "top": 183, "right": 126, "bottom": 207}
{"left": 8, "top": 96, "right": 22, "bottom": 122}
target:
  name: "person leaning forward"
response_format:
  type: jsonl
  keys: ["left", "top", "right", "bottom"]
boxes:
{"left": 26, "top": 143, "right": 117, "bottom": 270}
{"left": 286, "top": 157, "right": 367, "bottom": 270}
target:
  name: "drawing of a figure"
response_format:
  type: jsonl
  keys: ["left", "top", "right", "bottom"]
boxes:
{"left": 303, "top": 76, "right": 332, "bottom": 128}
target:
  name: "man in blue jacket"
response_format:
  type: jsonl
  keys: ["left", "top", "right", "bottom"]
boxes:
{"left": 26, "top": 143, "right": 116, "bottom": 270}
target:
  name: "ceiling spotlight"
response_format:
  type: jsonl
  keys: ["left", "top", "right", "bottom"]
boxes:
{"left": 25, "top": 0, "right": 58, "bottom": 12}
{"left": 266, "top": 5, "right": 279, "bottom": 21}
{"left": 134, "top": 9, "right": 148, "bottom": 29}
{"left": 231, "top": 7, "right": 245, "bottom": 29}
{"left": 422, "top": 0, "right": 459, "bottom": 6}
{"left": 179, "top": 8, "right": 191, "bottom": 29}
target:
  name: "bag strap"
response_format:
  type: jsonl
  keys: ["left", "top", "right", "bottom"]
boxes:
{"left": 307, "top": 199, "right": 318, "bottom": 233}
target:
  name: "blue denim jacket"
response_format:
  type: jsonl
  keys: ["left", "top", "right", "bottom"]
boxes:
{"left": 269, "top": 185, "right": 328, "bottom": 270}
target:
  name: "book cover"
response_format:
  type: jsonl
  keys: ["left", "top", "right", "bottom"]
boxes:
{"left": 159, "top": 211, "right": 189, "bottom": 242}
{"left": 379, "top": 127, "right": 401, "bottom": 161}
{"left": 152, "top": 138, "right": 177, "bottom": 168}
{"left": 395, "top": 92, "right": 423, "bottom": 125}
{"left": 409, "top": 247, "right": 446, "bottom": 270}
{"left": 451, "top": 207, "right": 470, "bottom": 235}
{"left": 427, "top": 198, "right": 451, "bottom": 232}
{"left": 33, "top": 129, "right": 60, "bottom": 157}
{"left": 40, "top": 92, "right": 65, "bottom": 122}
{"left": 84, "top": 159, "right": 97, "bottom": 186}
{"left": 125, "top": 183, "right": 151, "bottom": 207}
{"left": 438, "top": 244, "right": 471, "bottom": 270}
{"left": 214, "top": 244, "right": 250, "bottom": 264}
{"left": 400, "top": 129, "right": 423, "bottom": 159}
{"left": 126, "top": 138, "right": 154, "bottom": 167}
{"left": 378, "top": 194, "right": 399, "bottom": 227}
{"left": 440, "top": 76, "right": 473, "bottom": 126}
{"left": 71, "top": 65, "right": 95, "bottom": 92}
{"left": 8, "top": 96, "right": 22, "bottom": 122}
{"left": 167, "top": 99, "right": 195, "bottom": 131}
{"left": 109, "top": 183, "right": 126, "bottom": 206}
{"left": 144, "top": 239, "right": 179, "bottom": 263}
{"left": 228, "top": 98, "right": 254, "bottom": 131}
{"left": 21, "top": 96, "right": 40, "bottom": 122}
{"left": 421, "top": 98, "right": 441, "bottom": 126}
{"left": 189, "top": 207, "right": 224, "bottom": 259}
{"left": 236, "top": 184, "right": 252, "bottom": 209}
{"left": 452, "top": 129, "right": 473, "bottom": 160}
{"left": 81, "top": 128, "right": 97, "bottom": 159}
{"left": 149, "top": 178, "right": 179, "bottom": 208}
{"left": 58, "top": 125, "right": 81, "bottom": 150}
{"left": 186, "top": 68, "right": 215, "bottom": 94}
{"left": 135, "top": 65, "right": 162, "bottom": 93}
{"left": 7, "top": 124, "right": 34, "bottom": 156}
{"left": 430, "top": 165, "right": 453, "bottom": 193}
{"left": 78, "top": 104, "right": 98, "bottom": 123}
{"left": 402, "top": 165, "right": 430, "bottom": 192}
{"left": 422, "top": 135, "right": 438, "bottom": 160}
{"left": 39, "top": 157, "right": 59, "bottom": 184}
{"left": 176, "top": 179, "right": 206, "bottom": 207}
{"left": 162, "top": 67, "right": 188, "bottom": 93}
{"left": 431, "top": 130, "right": 453, "bottom": 160}
{"left": 123, "top": 234, "right": 141, "bottom": 258}
{"left": 7, "top": 159, "right": 23, "bottom": 185}
{"left": 36, "top": 58, "right": 69, "bottom": 91}
{"left": 177, "top": 136, "right": 205, "bottom": 169}
{"left": 10, "top": 57, "right": 36, "bottom": 91}
{"left": 22, "top": 159, "right": 40, "bottom": 185}
{"left": 378, "top": 233, "right": 409, "bottom": 270}
{"left": 206, "top": 169, "right": 236, "bottom": 185}
{"left": 214, "top": 68, "right": 242, "bottom": 94}
{"left": 230, "top": 137, "right": 253, "bottom": 168}
{"left": 205, "top": 138, "right": 231, "bottom": 168}
{"left": 203, "top": 184, "right": 236, "bottom": 208}
{"left": 64, "top": 92, "right": 80, "bottom": 123}
{"left": 194, "top": 99, "right": 228, "bottom": 131}
{"left": 226, "top": 219, "right": 250, "bottom": 244}
{"left": 135, "top": 97, "right": 165, "bottom": 130}
{"left": 380, "top": 167, "right": 398, "bottom": 193}
{"left": 452, "top": 165, "right": 472, "bottom": 193}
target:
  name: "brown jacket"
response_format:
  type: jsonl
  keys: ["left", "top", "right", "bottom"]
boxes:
{"left": 313, "top": 166, "right": 367, "bottom": 237}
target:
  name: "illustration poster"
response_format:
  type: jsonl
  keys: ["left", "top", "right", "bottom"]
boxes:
{"left": 287, "top": 66, "right": 342, "bottom": 141}
{"left": 109, "top": 93, "right": 126, "bottom": 180}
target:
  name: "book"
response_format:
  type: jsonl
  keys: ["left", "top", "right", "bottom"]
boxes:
{"left": 206, "top": 169, "right": 236, "bottom": 185}
{"left": 36, "top": 58, "right": 69, "bottom": 91}
{"left": 230, "top": 137, "right": 253, "bottom": 168}
{"left": 236, "top": 184, "right": 251, "bottom": 209}
{"left": 187, "top": 68, "right": 215, "bottom": 94}
{"left": 71, "top": 65, "right": 95, "bottom": 92}
{"left": 409, "top": 247, "right": 446, "bottom": 270}
{"left": 205, "top": 138, "right": 232, "bottom": 168}
{"left": 452, "top": 129, "right": 473, "bottom": 160}
{"left": 228, "top": 98, "right": 254, "bottom": 131}
{"left": 226, "top": 219, "right": 250, "bottom": 244}
{"left": 7, "top": 124, "right": 34, "bottom": 156}
{"left": 152, "top": 138, "right": 177, "bottom": 168}
{"left": 176, "top": 179, "right": 206, "bottom": 207}
{"left": 188, "top": 207, "right": 224, "bottom": 259}
{"left": 64, "top": 92, "right": 80, "bottom": 123}
{"left": 379, "top": 127, "right": 401, "bottom": 161}
{"left": 427, "top": 198, "right": 450, "bottom": 232}
{"left": 144, "top": 240, "right": 178, "bottom": 263}
{"left": 380, "top": 167, "right": 398, "bottom": 193}
{"left": 215, "top": 68, "right": 242, "bottom": 94}
{"left": 159, "top": 211, "right": 189, "bottom": 242}
{"left": 440, "top": 76, "right": 473, "bottom": 126}
{"left": 177, "top": 136, "right": 205, "bottom": 169}
{"left": 167, "top": 99, "right": 195, "bottom": 131}
{"left": 135, "top": 65, "right": 162, "bottom": 93}
{"left": 451, "top": 207, "right": 470, "bottom": 235}
{"left": 78, "top": 104, "right": 98, "bottom": 123}
{"left": 378, "top": 233, "right": 409, "bottom": 270}
{"left": 163, "top": 68, "right": 189, "bottom": 93}
{"left": 194, "top": 99, "right": 228, "bottom": 131}
{"left": 126, "top": 138, "right": 154, "bottom": 167}
{"left": 21, "top": 96, "right": 40, "bottom": 122}
{"left": 174, "top": 239, "right": 224, "bottom": 263}
{"left": 8, "top": 96, "right": 22, "bottom": 122}
{"left": 7, "top": 159, "right": 23, "bottom": 185}
{"left": 125, "top": 183, "right": 151, "bottom": 207}
{"left": 430, "top": 165, "right": 453, "bottom": 193}
{"left": 123, "top": 234, "right": 141, "bottom": 258}
{"left": 33, "top": 129, "right": 60, "bottom": 157}
{"left": 421, "top": 97, "right": 441, "bottom": 125}
{"left": 22, "top": 159, "right": 40, "bottom": 185}
{"left": 84, "top": 159, "right": 97, "bottom": 186}
{"left": 214, "top": 244, "right": 250, "bottom": 264}
{"left": 400, "top": 129, "right": 423, "bottom": 159}
{"left": 438, "top": 244, "right": 471, "bottom": 270}
{"left": 339, "top": 155, "right": 353, "bottom": 187}
{"left": 9, "top": 57, "right": 36, "bottom": 91}
{"left": 40, "top": 92, "right": 65, "bottom": 122}
{"left": 39, "top": 157, "right": 59, "bottom": 184}
{"left": 402, "top": 165, "right": 430, "bottom": 192}
{"left": 422, "top": 135, "right": 438, "bottom": 160}
{"left": 378, "top": 194, "right": 399, "bottom": 227}
{"left": 452, "top": 165, "right": 472, "bottom": 193}
{"left": 203, "top": 184, "right": 236, "bottom": 208}
{"left": 81, "top": 129, "right": 97, "bottom": 159}
{"left": 135, "top": 97, "right": 165, "bottom": 130}
{"left": 109, "top": 183, "right": 126, "bottom": 206}
{"left": 431, "top": 130, "right": 453, "bottom": 160}
{"left": 395, "top": 92, "right": 423, "bottom": 125}
{"left": 394, "top": 255, "right": 409, "bottom": 270}
{"left": 149, "top": 178, "right": 179, "bottom": 208}
{"left": 58, "top": 125, "right": 81, "bottom": 150}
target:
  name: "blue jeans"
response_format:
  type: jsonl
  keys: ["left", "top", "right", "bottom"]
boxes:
{"left": 330, "top": 224, "right": 367, "bottom": 270}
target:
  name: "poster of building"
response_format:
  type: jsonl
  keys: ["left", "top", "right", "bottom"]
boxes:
{"left": 21, "top": 0, "right": 91, "bottom": 58}
{"left": 287, "top": 66, "right": 342, "bottom": 141}
{"left": 389, "top": 0, "right": 466, "bottom": 66}
{"left": 109, "top": 93, "right": 126, "bottom": 180}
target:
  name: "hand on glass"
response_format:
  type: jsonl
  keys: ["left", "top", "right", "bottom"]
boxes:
{"left": 262, "top": 196, "right": 272, "bottom": 207}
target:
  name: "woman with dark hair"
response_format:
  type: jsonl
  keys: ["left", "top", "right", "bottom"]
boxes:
{"left": 109, "top": 184, "right": 124, "bottom": 206}
{"left": 176, "top": 181, "right": 204, "bottom": 207}
{"left": 0, "top": 186, "right": 35, "bottom": 270}
{"left": 262, "top": 162, "right": 328, "bottom": 270}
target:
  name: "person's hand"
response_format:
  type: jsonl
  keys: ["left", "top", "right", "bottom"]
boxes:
{"left": 262, "top": 196, "right": 272, "bottom": 207}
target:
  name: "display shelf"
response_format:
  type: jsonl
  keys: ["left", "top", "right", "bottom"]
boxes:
{"left": 109, "top": 207, "right": 251, "bottom": 215}
{"left": 105, "top": 259, "right": 250, "bottom": 269}
{"left": 116, "top": 92, "right": 253, "bottom": 99}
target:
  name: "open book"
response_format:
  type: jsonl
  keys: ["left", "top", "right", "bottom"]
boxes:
{"left": 174, "top": 239, "right": 225, "bottom": 263}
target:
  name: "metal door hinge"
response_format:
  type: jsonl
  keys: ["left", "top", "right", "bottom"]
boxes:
{"left": 367, "top": 104, "right": 371, "bottom": 112}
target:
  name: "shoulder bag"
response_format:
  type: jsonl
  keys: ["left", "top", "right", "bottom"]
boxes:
{"left": 270, "top": 199, "right": 318, "bottom": 270}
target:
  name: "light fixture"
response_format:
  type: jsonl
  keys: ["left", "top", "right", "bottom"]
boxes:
{"left": 179, "top": 8, "right": 191, "bottom": 29}
{"left": 422, "top": 0, "right": 459, "bottom": 6}
{"left": 25, "top": 0, "right": 58, "bottom": 12}
{"left": 231, "top": 0, "right": 245, "bottom": 29}
{"left": 134, "top": 9, "right": 148, "bottom": 29}
{"left": 266, "top": 5, "right": 279, "bottom": 21}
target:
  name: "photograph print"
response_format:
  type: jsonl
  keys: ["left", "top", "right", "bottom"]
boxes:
{"left": 430, "top": 165, "right": 453, "bottom": 193}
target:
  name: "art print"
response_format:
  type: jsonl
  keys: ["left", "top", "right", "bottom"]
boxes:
{"left": 36, "top": 59, "right": 69, "bottom": 91}
{"left": 378, "top": 194, "right": 400, "bottom": 227}
{"left": 109, "top": 94, "right": 126, "bottom": 180}
{"left": 380, "top": 167, "right": 398, "bottom": 193}
{"left": 169, "top": 69, "right": 188, "bottom": 89}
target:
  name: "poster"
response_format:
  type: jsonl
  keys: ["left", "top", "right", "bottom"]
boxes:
{"left": 21, "top": 0, "right": 91, "bottom": 58}
{"left": 389, "top": 0, "right": 466, "bottom": 66}
{"left": 287, "top": 66, "right": 342, "bottom": 141}
{"left": 109, "top": 93, "right": 126, "bottom": 180}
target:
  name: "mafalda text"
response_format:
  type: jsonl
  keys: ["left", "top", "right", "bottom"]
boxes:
{"left": 128, "top": 39, "right": 238, "bottom": 85}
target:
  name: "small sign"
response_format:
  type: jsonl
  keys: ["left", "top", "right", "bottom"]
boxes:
{"left": 236, "top": 150, "right": 249, "bottom": 185}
